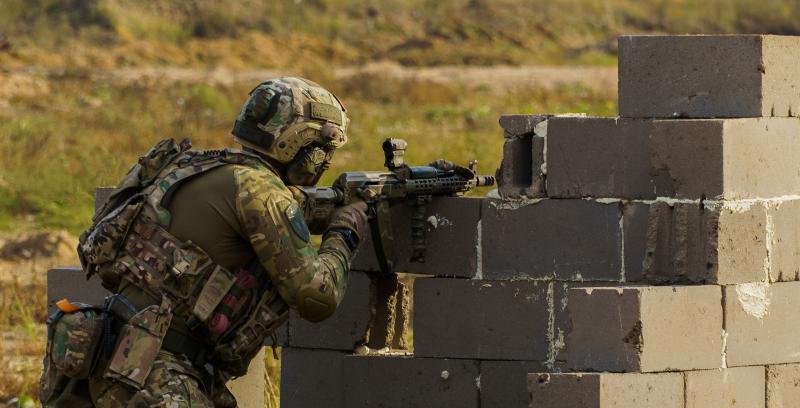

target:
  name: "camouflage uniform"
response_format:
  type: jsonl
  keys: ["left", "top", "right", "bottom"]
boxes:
{"left": 42, "top": 78, "right": 364, "bottom": 407}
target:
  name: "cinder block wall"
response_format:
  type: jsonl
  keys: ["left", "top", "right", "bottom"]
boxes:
{"left": 284, "top": 34, "right": 800, "bottom": 408}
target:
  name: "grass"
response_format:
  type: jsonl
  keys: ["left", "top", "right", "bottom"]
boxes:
{"left": 2, "top": 0, "right": 800, "bottom": 69}
{"left": 0, "top": 71, "right": 615, "bottom": 236}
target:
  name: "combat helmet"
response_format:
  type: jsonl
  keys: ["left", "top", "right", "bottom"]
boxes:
{"left": 232, "top": 77, "right": 349, "bottom": 164}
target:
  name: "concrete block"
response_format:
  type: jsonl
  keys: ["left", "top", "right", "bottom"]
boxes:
{"left": 288, "top": 271, "right": 372, "bottom": 351}
{"left": 499, "top": 114, "right": 551, "bottom": 137}
{"left": 624, "top": 201, "right": 769, "bottom": 285}
{"left": 496, "top": 133, "right": 546, "bottom": 198}
{"left": 280, "top": 348, "right": 345, "bottom": 408}
{"left": 767, "top": 364, "right": 800, "bottom": 408}
{"left": 496, "top": 115, "right": 550, "bottom": 199}
{"left": 481, "top": 199, "right": 621, "bottom": 281}
{"left": 768, "top": 201, "right": 800, "bottom": 282}
{"left": 343, "top": 355, "right": 480, "bottom": 408}
{"left": 47, "top": 267, "right": 108, "bottom": 315}
{"left": 365, "top": 274, "right": 411, "bottom": 350}
{"left": 528, "top": 372, "right": 684, "bottom": 408}
{"left": 350, "top": 197, "right": 481, "bottom": 277}
{"left": 94, "top": 186, "right": 114, "bottom": 214}
{"left": 547, "top": 118, "right": 653, "bottom": 198}
{"left": 414, "top": 278, "right": 550, "bottom": 360}
{"left": 725, "top": 281, "right": 800, "bottom": 366}
{"left": 227, "top": 347, "right": 267, "bottom": 408}
{"left": 685, "top": 367, "right": 765, "bottom": 408}
{"left": 546, "top": 116, "right": 800, "bottom": 200}
{"left": 480, "top": 360, "right": 546, "bottom": 408}
{"left": 619, "top": 35, "right": 800, "bottom": 118}
{"left": 566, "top": 285, "right": 723, "bottom": 372}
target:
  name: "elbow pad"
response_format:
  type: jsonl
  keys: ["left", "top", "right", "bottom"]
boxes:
{"left": 296, "top": 286, "right": 338, "bottom": 322}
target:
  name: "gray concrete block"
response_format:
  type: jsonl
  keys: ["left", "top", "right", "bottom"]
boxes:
{"left": 619, "top": 35, "right": 800, "bottom": 118}
{"left": 94, "top": 186, "right": 114, "bottom": 214}
{"left": 480, "top": 360, "right": 546, "bottom": 408}
{"left": 496, "top": 115, "right": 550, "bottom": 199}
{"left": 496, "top": 133, "right": 546, "bottom": 198}
{"left": 351, "top": 197, "right": 482, "bottom": 277}
{"left": 725, "top": 281, "right": 800, "bottom": 367}
{"left": 767, "top": 363, "right": 800, "bottom": 408}
{"left": 499, "top": 114, "right": 551, "bottom": 136}
{"left": 343, "top": 355, "right": 480, "bottom": 408}
{"left": 288, "top": 271, "right": 372, "bottom": 351}
{"left": 546, "top": 116, "right": 800, "bottom": 200}
{"left": 47, "top": 267, "right": 108, "bottom": 315}
{"left": 566, "top": 285, "right": 723, "bottom": 372}
{"left": 768, "top": 200, "right": 800, "bottom": 282}
{"left": 685, "top": 366, "right": 765, "bottom": 408}
{"left": 528, "top": 372, "right": 684, "bottom": 408}
{"left": 413, "top": 278, "right": 550, "bottom": 360}
{"left": 481, "top": 199, "right": 622, "bottom": 281}
{"left": 547, "top": 118, "right": 653, "bottom": 198}
{"left": 280, "top": 348, "right": 346, "bottom": 408}
{"left": 623, "top": 201, "right": 769, "bottom": 285}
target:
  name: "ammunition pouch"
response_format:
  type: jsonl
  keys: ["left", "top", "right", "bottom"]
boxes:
{"left": 40, "top": 302, "right": 106, "bottom": 407}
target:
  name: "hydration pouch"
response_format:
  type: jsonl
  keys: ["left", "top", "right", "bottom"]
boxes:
{"left": 104, "top": 297, "right": 172, "bottom": 389}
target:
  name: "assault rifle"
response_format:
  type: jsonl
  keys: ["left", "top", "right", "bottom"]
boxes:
{"left": 294, "top": 138, "right": 495, "bottom": 276}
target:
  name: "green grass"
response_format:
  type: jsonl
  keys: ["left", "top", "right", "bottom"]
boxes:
{"left": 2, "top": 0, "right": 800, "bottom": 69}
{"left": 0, "top": 73, "right": 615, "bottom": 235}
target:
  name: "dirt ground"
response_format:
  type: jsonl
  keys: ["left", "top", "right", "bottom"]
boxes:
{"left": 1, "top": 62, "right": 617, "bottom": 101}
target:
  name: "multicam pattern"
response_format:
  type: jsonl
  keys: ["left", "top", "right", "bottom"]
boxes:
{"left": 90, "top": 351, "right": 213, "bottom": 408}
{"left": 233, "top": 162, "right": 351, "bottom": 321}
{"left": 233, "top": 77, "right": 349, "bottom": 163}
{"left": 49, "top": 309, "right": 104, "bottom": 379}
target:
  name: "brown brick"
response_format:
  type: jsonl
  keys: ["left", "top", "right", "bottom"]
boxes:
{"left": 528, "top": 372, "right": 684, "bottom": 408}
{"left": 480, "top": 360, "right": 547, "bottom": 408}
{"left": 724, "top": 282, "right": 800, "bottom": 366}
{"left": 351, "top": 197, "right": 481, "bottom": 277}
{"left": 414, "top": 278, "right": 550, "bottom": 360}
{"left": 767, "top": 364, "right": 800, "bottom": 408}
{"left": 481, "top": 199, "right": 622, "bottom": 281}
{"left": 623, "top": 201, "right": 769, "bottom": 285}
{"left": 566, "top": 285, "right": 722, "bottom": 372}
{"left": 685, "top": 367, "right": 765, "bottom": 408}
{"left": 343, "top": 355, "right": 480, "bottom": 408}
{"left": 546, "top": 117, "right": 800, "bottom": 200}
{"left": 288, "top": 271, "right": 372, "bottom": 350}
{"left": 619, "top": 35, "right": 800, "bottom": 118}
{"left": 280, "top": 348, "right": 345, "bottom": 408}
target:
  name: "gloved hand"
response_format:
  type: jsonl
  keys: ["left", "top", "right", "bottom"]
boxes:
{"left": 325, "top": 200, "right": 368, "bottom": 243}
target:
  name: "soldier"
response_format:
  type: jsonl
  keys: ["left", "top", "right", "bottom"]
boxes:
{"left": 40, "top": 77, "right": 367, "bottom": 407}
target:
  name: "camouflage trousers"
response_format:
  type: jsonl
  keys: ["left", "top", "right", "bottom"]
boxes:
{"left": 89, "top": 351, "right": 213, "bottom": 408}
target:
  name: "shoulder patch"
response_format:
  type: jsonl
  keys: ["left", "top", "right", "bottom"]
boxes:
{"left": 284, "top": 202, "right": 311, "bottom": 243}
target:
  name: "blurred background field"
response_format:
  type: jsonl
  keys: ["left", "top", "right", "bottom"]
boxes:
{"left": 1, "top": 0, "right": 799, "bottom": 405}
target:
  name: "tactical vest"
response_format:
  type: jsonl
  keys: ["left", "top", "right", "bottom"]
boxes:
{"left": 78, "top": 138, "right": 288, "bottom": 376}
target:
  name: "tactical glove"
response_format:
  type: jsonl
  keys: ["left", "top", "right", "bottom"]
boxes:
{"left": 325, "top": 200, "right": 368, "bottom": 248}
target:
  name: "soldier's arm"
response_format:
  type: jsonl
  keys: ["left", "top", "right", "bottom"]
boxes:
{"left": 234, "top": 165, "right": 353, "bottom": 322}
